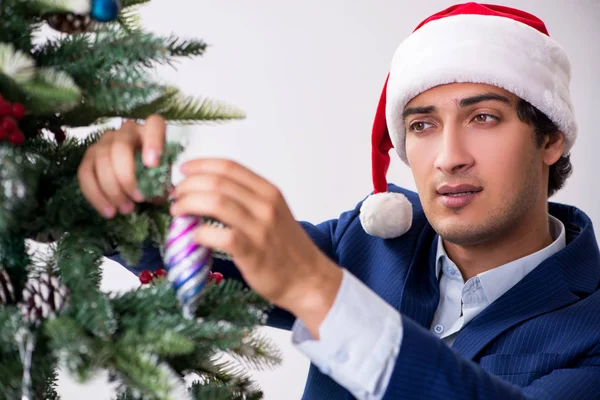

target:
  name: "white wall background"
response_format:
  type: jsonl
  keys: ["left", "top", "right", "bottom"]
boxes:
{"left": 57, "top": 0, "right": 600, "bottom": 399}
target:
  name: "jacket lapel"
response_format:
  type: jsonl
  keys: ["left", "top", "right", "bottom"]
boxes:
{"left": 451, "top": 209, "right": 600, "bottom": 360}
{"left": 398, "top": 226, "right": 440, "bottom": 328}
{"left": 451, "top": 259, "right": 579, "bottom": 360}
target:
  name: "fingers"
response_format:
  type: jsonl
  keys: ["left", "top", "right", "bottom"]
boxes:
{"left": 193, "top": 223, "right": 250, "bottom": 256}
{"left": 172, "top": 170, "right": 282, "bottom": 229}
{"left": 173, "top": 173, "right": 265, "bottom": 213}
{"left": 78, "top": 116, "right": 168, "bottom": 218}
{"left": 180, "top": 159, "right": 278, "bottom": 199}
{"left": 110, "top": 122, "right": 145, "bottom": 203}
{"left": 170, "top": 190, "right": 255, "bottom": 231}
{"left": 140, "top": 115, "right": 166, "bottom": 167}
{"left": 78, "top": 138, "right": 118, "bottom": 218}
{"left": 94, "top": 145, "right": 135, "bottom": 214}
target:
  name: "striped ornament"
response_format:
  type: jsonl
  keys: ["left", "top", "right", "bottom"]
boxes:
{"left": 164, "top": 216, "right": 213, "bottom": 318}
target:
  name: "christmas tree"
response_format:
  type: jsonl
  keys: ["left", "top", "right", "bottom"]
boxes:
{"left": 0, "top": 1, "right": 281, "bottom": 399}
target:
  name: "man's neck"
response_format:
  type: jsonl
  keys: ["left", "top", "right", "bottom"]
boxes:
{"left": 442, "top": 211, "right": 554, "bottom": 281}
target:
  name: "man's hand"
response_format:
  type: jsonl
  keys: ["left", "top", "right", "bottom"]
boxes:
{"left": 171, "top": 159, "right": 343, "bottom": 338}
{"left": 77, "top": 115, "right": 167, "bottom": 218}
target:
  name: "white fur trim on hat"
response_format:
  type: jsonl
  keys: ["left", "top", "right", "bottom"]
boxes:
{"left": 386, "top": 14, "right": 577, "bottom": 165}
{"left": 360, "top": 192, "right": 413, "bottom": 239}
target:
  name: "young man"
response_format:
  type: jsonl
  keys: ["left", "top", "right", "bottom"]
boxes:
{"left": 78, "top": 3, "right": 600, "bottom": 399}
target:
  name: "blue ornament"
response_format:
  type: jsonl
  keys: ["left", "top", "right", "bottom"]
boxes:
{"left": 90, "top": 0, "right": 121, "bottom": 22}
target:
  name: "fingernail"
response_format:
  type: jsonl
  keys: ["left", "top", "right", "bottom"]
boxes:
{"left": 144, "top": 149, "right": 160, "bottom": 167}
{"left": 134, "top": 190, "right": 145, "bottom": 202}
{"left": 103, "top": 207, "right": 116, "bottom": 218}
{"left": 120, "top": 202, "right": 134, "bottom": 214}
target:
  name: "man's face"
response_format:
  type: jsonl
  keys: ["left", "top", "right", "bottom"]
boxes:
{"left": 404, "top": 83, "right": 559, "bottom": 246}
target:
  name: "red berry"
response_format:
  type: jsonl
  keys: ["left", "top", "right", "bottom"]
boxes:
{"left": 7, "top": 130, "right": 24, "bottom": 145}
{"left": 1, "top": 118, "right": 17, "bottom": 133}
{"left": 154, "top": 268, "right": 168, "bottom": 279}
{"left": 139, "top": 270, "right": 153, "bottom": 284}
{"left": 0, "top": 126, "right": 7, "bottom": 141}
{"left": 210, "top": 272, "right": 224, "bottom": 285}
{"left": 0, "top": 102, "right": 12, "bottom": 117}
{"left": 11, "top": 103, "right": 25, "bottom": 120}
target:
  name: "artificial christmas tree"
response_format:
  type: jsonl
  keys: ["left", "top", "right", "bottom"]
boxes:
{"left": 0, "top": 1, "right": 281, "bottom": 399}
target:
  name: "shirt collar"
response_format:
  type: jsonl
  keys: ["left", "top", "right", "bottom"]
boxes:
{"left": 435, "top": 215, "right": 566, "bottom": 303}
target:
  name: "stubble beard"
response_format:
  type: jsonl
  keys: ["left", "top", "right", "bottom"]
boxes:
{"left": 427, "top": 160, "right": 542, "bottom": 247}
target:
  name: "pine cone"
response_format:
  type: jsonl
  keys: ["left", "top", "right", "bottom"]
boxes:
{"left": 0, "top": 267, "right": 16, "bottom": 305}
{"left": 19, "top": 272, "right": 68, "bottom": 326}
{"left": 45, "top": 13, "right": 95, "bottom": 34}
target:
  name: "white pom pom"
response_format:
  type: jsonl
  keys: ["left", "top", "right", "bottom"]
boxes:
{"left": 359, "top": 192, "right": 413, "bottom": 239}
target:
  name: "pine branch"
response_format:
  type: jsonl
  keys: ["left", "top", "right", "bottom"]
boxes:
{"left": 0, "top": 68, "right": 82, "bottom": 116}
{"left": 30, "top": 335, "right": 60, "bottom": 400}
{"left": 161, "top": 93, "right": 246, "bottom": 123}
{"left": 0, "top": 145, "right": 41, "bottom": 238}
{"left": 166, "top": 37, "right": 208, "bottom": 58}
{"left": 33, "top": 34, "right": 92, "bottom": 74}
{"left": 0, "top": 1, "right": 39, "bottom": 53}
{"left": 136, "top": 141, "right": 182, "bottom": 199}
{"left": 122, "top": 0, "right": 151, "bottom": 8}
{"left": 189, "top": 358, "right": 264, "bottom": 400}
{"left": 128, "top": 88, "right": 246, "bottom": 123}
{"left": 195, "top": 281, "right": 273, "bottom": 328}
{"left": 0, "top": 43, "right": 36, "bottom": 83}
{"left": 34, "top": 29, "right": 206, "bottom": 82}
{"left": 228, "top": 332, "right": 282, "bottom": 371}
{"left": 112, "top": 283, "right": 251, "bottom": 350}
{"left": 112, "top": 349, "right": 191, "bottom": 400}
{"left": 43, "top": 369, "right": 61, "bottom": 400}
{"left": 84, "top": 72, "right": 166, "bottom": 113}
{"left": 35, "top": 29, "right": 173, "bottom": 77}
{"left": 116, "top": 6, "right": 143, "bottom": 33}
{"left": 118, "top": 328, "right": 195, "bottom": 358}
{"left": 44, "top": 317, "right": 107, "bottom": 381}
{"left": 0, "top": 71, "right": 30, "bottom": 105}
{"left": 106, "top": 212, "right": 152, "bottom": 265}
{"left": 0, "top": 236, "right": 30, "bottom": 299}
{"left": 55, "top": 233, "right": 118, "bottom": 339}
{"left": 58, "top": 105, "right": 109, "bottom": 127}
{"left": 189, "top": 378, "right": 264, "bottom": 400}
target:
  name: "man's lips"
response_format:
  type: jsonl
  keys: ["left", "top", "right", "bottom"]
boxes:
{"left": 436, "top": 184, "right": 483, "bottom": 209}
{"left": 436, "top": 184, "right": 483, "bottom": 196}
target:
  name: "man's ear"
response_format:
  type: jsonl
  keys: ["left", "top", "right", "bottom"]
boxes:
{"left": 543, "top": 131, "right": 566, "bottom": 166}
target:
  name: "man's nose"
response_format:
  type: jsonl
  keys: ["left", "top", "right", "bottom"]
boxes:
{"left": 433, "top": 124, "right": 475, "bottom": 175}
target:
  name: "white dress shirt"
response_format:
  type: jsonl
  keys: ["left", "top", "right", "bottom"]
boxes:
{"left": 292, "top": 216, "right": 566, "bottom": 399}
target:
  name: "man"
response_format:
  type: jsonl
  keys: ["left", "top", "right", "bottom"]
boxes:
{"left": 78, "top": 3, "right": 600, "bottom": 399}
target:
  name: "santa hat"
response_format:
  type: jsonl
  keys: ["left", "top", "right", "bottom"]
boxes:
{"left": 360, "top": 2, "right": 577, "bottom": 239}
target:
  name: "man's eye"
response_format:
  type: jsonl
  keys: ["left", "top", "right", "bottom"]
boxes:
{"left": 473, "top": 114, "right": 498, "bottom": 123}
{"left": 409, "top": 121, "right": 433, "bottom": 132}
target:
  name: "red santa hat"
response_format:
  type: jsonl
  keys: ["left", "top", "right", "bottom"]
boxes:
{"left": 360, "top": 2, "right": 577, "bottom": 239}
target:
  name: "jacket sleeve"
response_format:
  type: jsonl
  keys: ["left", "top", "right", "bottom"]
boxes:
{"left": 105, "top": 202, "right": 361, "bottom": 331}
{"left": 383, "top": 315, "right": 600, "bottom": 400}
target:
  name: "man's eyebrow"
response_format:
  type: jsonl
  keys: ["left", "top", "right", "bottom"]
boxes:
{"left": 402, "top": 93, "right": 512, "bottom": 119}
{"left": 402, "top": 106, "right": 436, "bottom": 119}
{"left": 459, "top": 93, "right": 511, "bottom": 107}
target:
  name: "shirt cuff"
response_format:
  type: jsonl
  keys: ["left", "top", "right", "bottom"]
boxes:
{"left": 291, "top": 268, "right": 403, "bottom": 400}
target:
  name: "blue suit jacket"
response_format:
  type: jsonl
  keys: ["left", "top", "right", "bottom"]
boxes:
{"left": 110, "top": 184, "right": 600, "bottom": 399}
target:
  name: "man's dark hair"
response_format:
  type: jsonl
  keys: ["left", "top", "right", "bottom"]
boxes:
{"left": 516, "top": 99, "right": 573, "bottom": 197}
